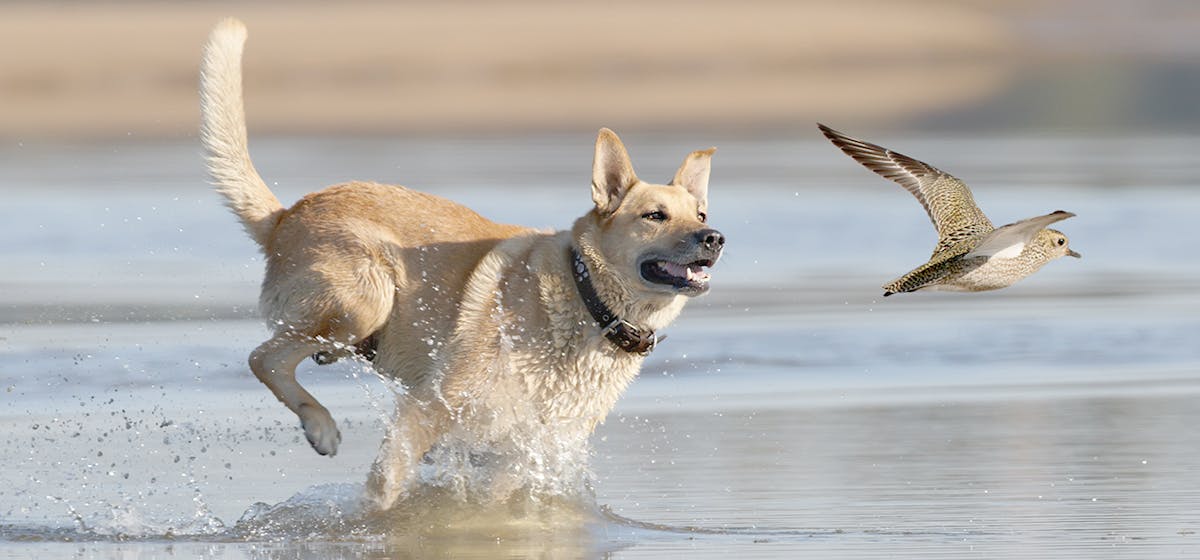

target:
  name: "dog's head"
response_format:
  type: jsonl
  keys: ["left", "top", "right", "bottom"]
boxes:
{"left": 585, "top": 128, "right": 724, "bottom": 298}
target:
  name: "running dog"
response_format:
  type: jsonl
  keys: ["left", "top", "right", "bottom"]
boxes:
{"left": 200, "top": 18, "right": 724, "bottom": 509}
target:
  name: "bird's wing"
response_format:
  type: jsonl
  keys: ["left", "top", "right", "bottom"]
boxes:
{"left": 964, "top": 210, "right": 1076, "bottom": 259}
{"left": 819, "top": 124, "right": 995, "bottom": 254}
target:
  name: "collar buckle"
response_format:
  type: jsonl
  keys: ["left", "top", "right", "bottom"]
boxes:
{"left": 602, "top": 319, "right": 660, "bottom": 355}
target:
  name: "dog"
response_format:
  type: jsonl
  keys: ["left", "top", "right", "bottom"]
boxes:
{"left": 199, "top": 18, "right": 724, "bottom": 510}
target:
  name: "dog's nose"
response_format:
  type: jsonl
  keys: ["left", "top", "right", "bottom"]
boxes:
{"left": 696, "top": 228, "right": 725, "bottom": 250}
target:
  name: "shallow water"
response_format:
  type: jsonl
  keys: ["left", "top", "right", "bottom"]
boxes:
{"left": 1, "top": 133, "right": 1199, "bottom": 558}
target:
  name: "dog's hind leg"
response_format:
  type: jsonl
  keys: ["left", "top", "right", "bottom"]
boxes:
{"left": 250, "top": 332, "right": 344, "bottom": 456}
{"left": 255, "top": 247, "right": 396, "bottom": 455}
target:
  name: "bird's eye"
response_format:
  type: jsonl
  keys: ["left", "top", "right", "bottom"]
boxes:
{"left": 698, "top": 212, "right": 707, "bottom": 223}
{"left": 1057, "top": 238, "right": 1066, "bottom": 246}
{"left": 642, "top": 210, "right": 668, "bottom": 222}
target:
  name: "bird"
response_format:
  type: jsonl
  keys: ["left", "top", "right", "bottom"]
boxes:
{"left": 818, "top": 123, "right": 1080, "bottom": 296}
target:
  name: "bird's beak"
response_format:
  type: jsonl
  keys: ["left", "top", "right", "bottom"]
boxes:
{"left": 1067, "top": 249, "right": 1082, "bottom": 258}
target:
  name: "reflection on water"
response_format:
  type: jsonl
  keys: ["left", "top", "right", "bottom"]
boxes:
{"left": 231, "top": 482, "right": 605, "bottom": 554}
{"left": 602, "top": 385, "right": 1200, "bottom": 557}
{"left": 1, "top": 134, "right": 1199, "bottom": 558}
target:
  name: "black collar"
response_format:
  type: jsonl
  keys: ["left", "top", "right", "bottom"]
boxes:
{"left": 569, "top": 246, "right": 663, "bottom": 355}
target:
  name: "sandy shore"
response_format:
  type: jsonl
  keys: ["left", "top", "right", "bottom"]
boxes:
{"left": 0, "top": 1, "right": 1016, "bottom": 140}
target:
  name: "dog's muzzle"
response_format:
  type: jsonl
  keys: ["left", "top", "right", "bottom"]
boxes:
{"left": 639, "top": 227, "right": 724, "bottom": 295}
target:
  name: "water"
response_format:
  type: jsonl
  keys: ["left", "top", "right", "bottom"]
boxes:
{"left": 1, "top": 132, "right": 1198, "bottom": 558}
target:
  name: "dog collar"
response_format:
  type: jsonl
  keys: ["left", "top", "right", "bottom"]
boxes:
{"left": 569, "top": 246, "right": 663, "bottom": 355}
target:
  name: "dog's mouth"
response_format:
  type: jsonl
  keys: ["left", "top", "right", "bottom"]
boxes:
{"left": 640, "top": 258, "right": 714, "bottom": 294}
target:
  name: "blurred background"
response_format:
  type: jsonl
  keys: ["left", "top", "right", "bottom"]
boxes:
{"left": 3, "top": 0, "right": 1198, "bottom": 319}
{"left": 2, "top": 0, "right": 1199, "bottom": 140}
{"left": 2, "top": 3, "right": 1200, "bottom": 556}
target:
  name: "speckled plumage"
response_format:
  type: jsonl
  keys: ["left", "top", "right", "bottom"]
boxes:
{"left": 819, "top": 124, "right": 1080, "bottom": 296}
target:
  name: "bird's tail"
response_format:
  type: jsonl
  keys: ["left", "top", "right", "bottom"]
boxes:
{"left": 882, "top": 259, "right": 954, "bottom": 296}
{"left": 200, "top": 18, "right": 282, "bottom": 249}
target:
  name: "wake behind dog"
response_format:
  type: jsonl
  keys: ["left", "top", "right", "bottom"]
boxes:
{"left": 199, "top": 18, "right": 724, "bottom": 511}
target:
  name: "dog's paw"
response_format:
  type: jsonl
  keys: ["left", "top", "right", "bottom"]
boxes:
{"left": 298, "top": 404, "right": 341, "bottom": 456}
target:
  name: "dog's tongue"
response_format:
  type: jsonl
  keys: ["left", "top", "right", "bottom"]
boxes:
{"left": 660, "top": 261, "right": 689, "bottom": 278}
{"left": 661, "top": 261, "right": 710, "bottom": 283}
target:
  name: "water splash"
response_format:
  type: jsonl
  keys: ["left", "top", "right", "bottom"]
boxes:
{"left": 233, "top": 409, "right": 607, "bottom": 543}
{"left": 233, "top": 483, "right": 367, "bottom": 540}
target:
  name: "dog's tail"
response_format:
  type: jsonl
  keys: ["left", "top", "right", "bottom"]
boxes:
{"left": 200, "top": 18, "right": 282, "bottom": 249}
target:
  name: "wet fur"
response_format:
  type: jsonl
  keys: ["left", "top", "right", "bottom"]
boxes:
{"left": 200, "top": 19, "right": 722, "bottom": 510}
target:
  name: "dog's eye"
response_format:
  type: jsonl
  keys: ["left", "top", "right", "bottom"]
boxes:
{"left": 698, "top": 212, "right": 707, "bottom": 223}
{"left": 641, "top": 210, "right": 668, "bottom": 222}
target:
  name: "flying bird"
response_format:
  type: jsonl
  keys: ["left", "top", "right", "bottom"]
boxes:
{"left": 819, "top": 124, "right": 1080, "bottom": 296}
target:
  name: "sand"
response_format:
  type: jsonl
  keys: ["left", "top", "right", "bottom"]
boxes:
{"left": 0, "top": 1, "right": 1016, "bottom": 140}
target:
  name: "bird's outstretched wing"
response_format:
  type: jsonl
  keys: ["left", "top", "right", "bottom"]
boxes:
{"left": 819, "top": 124, "right": 995, "bottom": 255}
{"left": 964, "top": 210, "right": 1075, "bottom": 259}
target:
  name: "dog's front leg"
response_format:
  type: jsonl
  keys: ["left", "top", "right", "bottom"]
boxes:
{"left": 249, "top": 332, "right": 342, "bottom": 456}
{"left": 364, "top": 393, "right": 445, "bottom": 511}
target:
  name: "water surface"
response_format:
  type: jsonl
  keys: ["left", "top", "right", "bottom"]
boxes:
{"left": 1, "top": 133, "right": 1198, "bottom": 558}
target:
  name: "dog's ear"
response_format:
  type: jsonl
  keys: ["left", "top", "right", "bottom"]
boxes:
{"left": 670, "top": 148, "right": 716, "bottom": 212}
{"left": 592, "top": 128, "right": 639, "bottom": 215}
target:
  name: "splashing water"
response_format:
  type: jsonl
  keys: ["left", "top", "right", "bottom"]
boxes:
{"left": 233, "top": 402, "right": 606, "bottom": 542}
